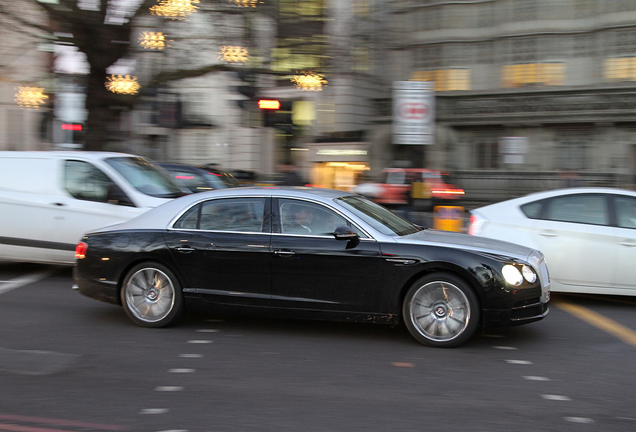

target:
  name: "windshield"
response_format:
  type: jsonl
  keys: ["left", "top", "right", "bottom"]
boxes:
{"left": 105, "top": 157, "right": 186, "bottom": 198}
{"left": 336, "top": 195, "right": 423, "bottom": 236}
{"left": 206, "top": 171, "right": 240, "bottom": 188}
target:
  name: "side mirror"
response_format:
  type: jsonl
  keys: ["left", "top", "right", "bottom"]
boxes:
{"left": 333, "top": 225, "right": 359, "bottom": 241}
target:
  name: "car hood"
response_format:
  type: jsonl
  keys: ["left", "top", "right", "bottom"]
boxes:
{"left": 399, "top": 229, "right": 535, "bottom": 262}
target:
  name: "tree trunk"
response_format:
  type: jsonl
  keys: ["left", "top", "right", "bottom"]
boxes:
{"left": 84, "top": 66, "right": 113, "bottom": 151}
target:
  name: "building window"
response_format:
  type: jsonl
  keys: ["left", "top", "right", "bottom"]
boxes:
{"left": 475, "top": 141, "right": 499, "bottom": 169}
{"left": 502, "top": 63, "right": 565, "bottom": 87}
{"left": 604, "top": 57, "right": 636, "bottom": 82}
{"left": 411, "top": 69, "right": 471, "bottom": 91}
{"left": 558, "top": 140, "right": 588, "bottom": 171}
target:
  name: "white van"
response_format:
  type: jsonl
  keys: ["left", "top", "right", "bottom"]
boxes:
{"left": 0, "top": 151, "right": 187, "bottom": 265}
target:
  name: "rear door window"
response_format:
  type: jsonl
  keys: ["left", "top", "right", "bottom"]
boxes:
{"left": 543, "top": 194, "right": 609, "bottom": 226}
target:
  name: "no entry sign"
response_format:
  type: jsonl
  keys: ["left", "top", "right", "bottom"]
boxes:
{"left": 393, "top": 81, "right": 435, "bottom": 145}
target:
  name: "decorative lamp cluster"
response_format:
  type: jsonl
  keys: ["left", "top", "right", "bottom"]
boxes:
{"left": 218, "top": 46, "right": 249, "bottom": 64}
{"left": 15, "top": 86, "right": 48, "bottom": 109}
{"left": 150, "top": 0, "right": 200, "bottom": 20}
{"left": 105, "top": 75, "right": 141, "bottom": 95}
{"left": 139, "top": 31, "right": 167, "bottom": 50}
{"left": 229, "top": 0, "right": 260, "bottom": 7}
{"left": 291, "top": 72, "right": 328, "bottom": 91}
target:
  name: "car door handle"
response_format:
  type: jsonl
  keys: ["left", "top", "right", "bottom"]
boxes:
{"left": 274, "top": 250, "right": 295, "bottom": 256}
{"left": 175, "top": 246, "right": 196, "bottom": 253}
{"left": 539, "top": 230, "right": 558, "bottom": 237}
{"left": 619, "top": 240, "right": 636, "bottom": 247}
{"left": 52, "top": 202, "right": 67, "bottom": 207}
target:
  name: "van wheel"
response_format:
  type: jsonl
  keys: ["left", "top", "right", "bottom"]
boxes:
{"left": 121, "top": 262, "right": 184, "bottom": 328}
{"left": 403, "top": 273, "right": 479, "bottom": 348}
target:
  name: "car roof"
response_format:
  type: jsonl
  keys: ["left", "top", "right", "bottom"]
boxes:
{"left": 0, "top": 151, "right": 139, "bottom": 160}
{"left": 94, "top": 187, "right": 357, "bottom": 232}
{"left": 474, "top": 187, "right": 636, "bottom": 212}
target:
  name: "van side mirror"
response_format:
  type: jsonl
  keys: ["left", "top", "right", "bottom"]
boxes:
{"left": 107, "top": 184, "right": 135, "bottom": 207}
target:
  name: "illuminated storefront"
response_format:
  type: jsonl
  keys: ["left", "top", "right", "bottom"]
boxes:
{"left": 306, "top": 144, "right": 369, "bottom": 191}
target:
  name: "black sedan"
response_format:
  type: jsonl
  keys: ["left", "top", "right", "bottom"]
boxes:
{"left": 74, "top": 187, "right": 550, "bottom": 347}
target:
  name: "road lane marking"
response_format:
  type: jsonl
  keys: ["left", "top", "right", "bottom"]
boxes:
{"left": 542, "top": 395, "right": 571, "bottom": 401}
{"left": 139, "top": 409, "right": 168, "bottom": 415}
{"left": 505, "top": 360, "right": 533, "bottom": 364}
{"left": 523, "top": 376, "right": 551, "bottom": 381}
{"left": 564, "top": 417, "right": 594, "bottom": 423}
{"left": 168, "top": 369, "right": 195, "bottom": 373}
{"left": 493, "top": 346, "right": 518, "bottom": 350}
{"left": 554, "top": 300, "right": 636, "bottom": 347}
{"left": 0, "top": 269, "right": 59, "bottom": 295}
{"left": 155, "top": 386, "right": 184, "bottom": 392}
{"left": 195, "top": 329, "right": 219, "bottom": 333}
{"left": 179, "top": 354, "right": 203, "bottom": 358}
{"left": 187, "top": 340, "right": 212, "bottom": 344}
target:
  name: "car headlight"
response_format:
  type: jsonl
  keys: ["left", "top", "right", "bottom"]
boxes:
{"left": 502, "top": 265, "right": 523, "bottom": 286}
{"left": 522, "top": 265, "right": 537, "bottom": 283}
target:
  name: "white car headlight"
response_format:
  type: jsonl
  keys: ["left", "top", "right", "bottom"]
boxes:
{"left": 522, "top": 265, "right": 537, "bottom": 283}
{"left": 502, "top": 265, "right": 523, "bottom": 286}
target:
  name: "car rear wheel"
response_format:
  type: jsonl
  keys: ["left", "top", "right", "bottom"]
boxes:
{"left": 403, "top": 273, "right": 479, "bottom": 348}
{"left": 121, "top": 262, "right": 184, "bottom": 328}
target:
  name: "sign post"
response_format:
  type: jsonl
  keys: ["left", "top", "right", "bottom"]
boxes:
{"left": 393, "top": 81, "right": 435, "bottom": 145}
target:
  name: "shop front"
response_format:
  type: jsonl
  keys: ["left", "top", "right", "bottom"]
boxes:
{"left": 305, "top": 142, "right": 370, "bottom": 192}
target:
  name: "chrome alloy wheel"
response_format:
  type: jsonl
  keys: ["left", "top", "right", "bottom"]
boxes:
{"left": 124, "top": 267, "right": 176, "bottom": 324}
{"left": 409, "top": 280, "right": 471, "bottom": 342}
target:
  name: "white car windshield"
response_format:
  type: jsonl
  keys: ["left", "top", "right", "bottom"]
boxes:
{"left": 105, "top": 157, "right": 185, "bottom": 198}
{"left": 337, "top": 196, "right": 423, "bottom": 236}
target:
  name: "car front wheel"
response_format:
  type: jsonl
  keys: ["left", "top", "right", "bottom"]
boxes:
{"left": 403, "top": 273, "right": 479, "bottom": 348}
{"left": 121, "top": 262, "right": 184, "bottom": 328}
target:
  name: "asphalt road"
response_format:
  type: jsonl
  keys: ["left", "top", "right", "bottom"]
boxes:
{"left": 1, "top": 262, "right": 635, "bottom": 432}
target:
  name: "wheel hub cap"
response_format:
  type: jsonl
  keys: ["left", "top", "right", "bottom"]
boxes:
{"left": 147, "top": 288, "right": 159, "bottom": 301}
{"left": 434, "top": 304, "right": 448, "bottom": 318}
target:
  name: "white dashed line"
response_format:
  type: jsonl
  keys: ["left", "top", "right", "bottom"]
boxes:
{"left": 0, "top": 269, "right": 59, "bottom": 295}
{"left": 140, "top": 408, "right": 169, "bottom": 415}
{"left": 505, "top": 360, "right": 533, "bottom": 365}
{"left": 155, "top": 386, "right": 184, "bottom": 392}
{"left": 179, "top": 354, "right": 203, "bottom": 358}
{"left": 169, "top": 368, "right": 195, "bottom": 373}
{"left": 542, "top": 394, "right": 572, "bottom": 401}
{"left": 564, "top": 417, "right": 594, "bottom": 424}
{"left": 196, "top": 329, "right": 219, "bottom": 333}
{"left": 493, "top": 346, "right": 518, "bottom": 350}
{"left": 523, "top": 376, "right": 551, "bottom": 381}
{"left": 187, "top": 340, "right": 212, "bottom": 344}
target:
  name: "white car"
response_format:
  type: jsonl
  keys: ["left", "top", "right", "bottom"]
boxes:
{"left": 469, "top": 187, "right": 636, "bottom": 296}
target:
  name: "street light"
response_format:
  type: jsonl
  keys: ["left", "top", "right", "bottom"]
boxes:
{"left": 150, "top": 0, "right": 200, "bottom": 20}
{"left": 15, "top": 86, "right": 48, "bottom": 109}
{"left": 105, "top": 75, "right": 141, "bottom": 95}
{"left": 291, "top": 72, "right": 328, "bottom": 91}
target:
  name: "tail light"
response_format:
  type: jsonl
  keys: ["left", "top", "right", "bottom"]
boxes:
{"left": 467, "top": 213, "right": 488, "bottom": 236}
{"left": 75, "top": 242, "right": 88, "bottom": 260}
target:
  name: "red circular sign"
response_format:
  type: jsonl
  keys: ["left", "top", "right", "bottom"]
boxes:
{"left": 398, "top": 103, "right": 428, "bottom": 120}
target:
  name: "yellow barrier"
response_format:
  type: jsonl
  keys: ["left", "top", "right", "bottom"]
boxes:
{"left": 433, "top": 206, "right": 464, "bottom": 232}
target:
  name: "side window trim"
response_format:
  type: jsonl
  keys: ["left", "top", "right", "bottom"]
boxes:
{"left": 172, "top": 196, "right": 269, "bottom": 234}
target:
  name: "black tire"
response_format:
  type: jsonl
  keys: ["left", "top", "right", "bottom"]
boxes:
{"left": 402, "top": 273, "right": 479, "bottom": 348}
{"left": 121, "top": 262, "right": 184, "bottom": 328}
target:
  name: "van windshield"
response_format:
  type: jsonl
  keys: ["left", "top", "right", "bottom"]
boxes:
{"left": 105, "top": 157, "right": 186, "bottom": 198}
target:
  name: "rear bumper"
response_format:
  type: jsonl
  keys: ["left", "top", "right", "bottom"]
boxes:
{"left": 73, "top": 267, "right": 120, "bottom": 305}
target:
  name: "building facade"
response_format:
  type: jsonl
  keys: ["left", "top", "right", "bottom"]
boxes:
{"left": 387, "top": 0, "right": 636, "bottom": 202}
